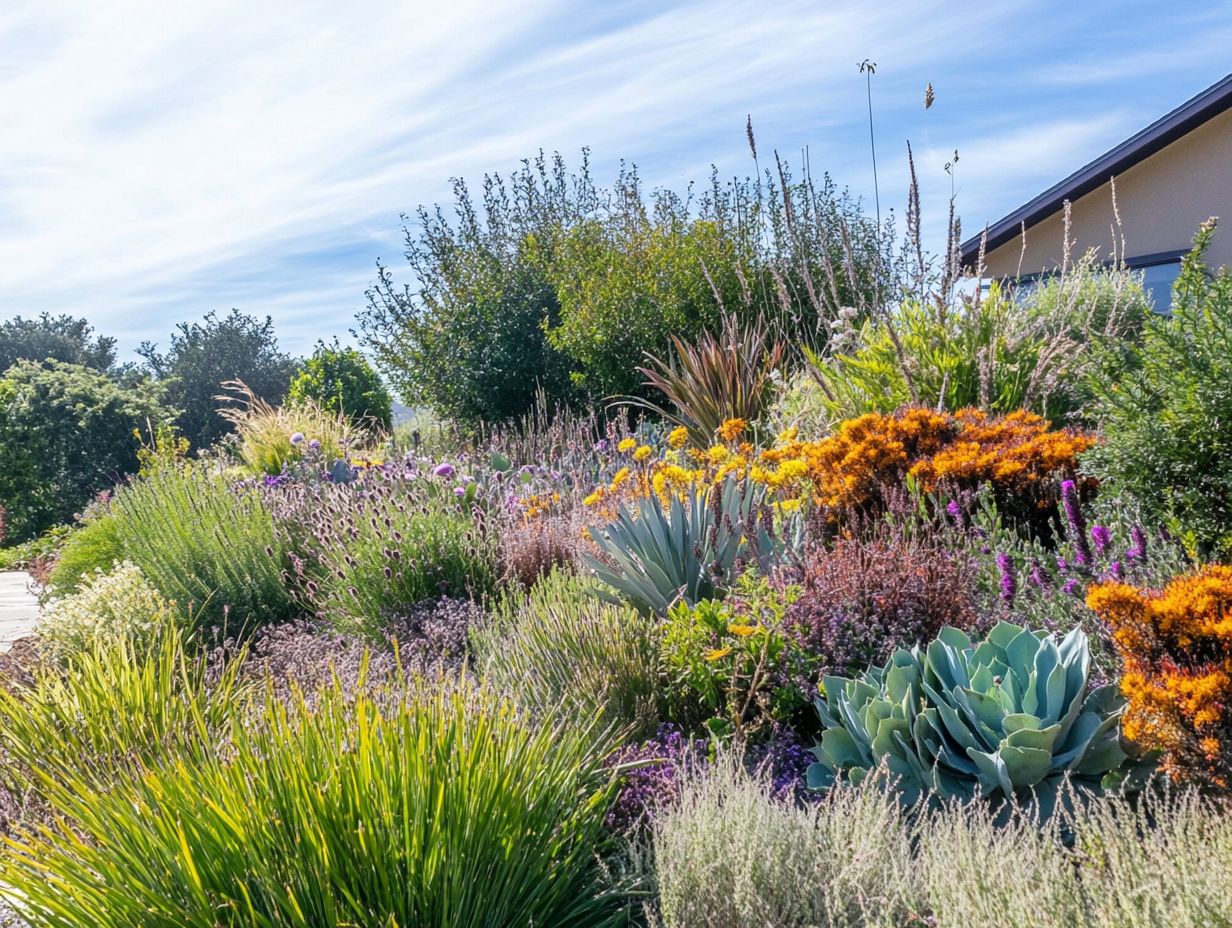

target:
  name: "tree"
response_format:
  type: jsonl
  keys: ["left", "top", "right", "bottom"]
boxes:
{"left": 359, "top": 150, "right": 892, "bottom": 425}
{"left": 360, "top": 159, "right": 580, "bottom": 427}
{"left": 0, "top": 360, "right": 172, "bottom": 541}
{"left": 0, "top": 313, "right": 117, "bottom": 374}
{"left": 138, "top": 310, "right": 298, "bottom": 450}
{"left": 287, "top": 340, "right": 393, "bottom": 431}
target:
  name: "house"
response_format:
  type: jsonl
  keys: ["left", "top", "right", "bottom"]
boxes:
{"left": 959, "top": 73, "right": 1232, "bottom": 307}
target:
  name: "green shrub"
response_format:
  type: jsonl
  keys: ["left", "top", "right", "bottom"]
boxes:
{"left": 43, "top": 510, "right": 124, "bottom": 597}
{"left": 111, "top": 465, "right": 293, "bottom": 634}
{"left": 359, "top": 161, "right": 579, "bottom": 428}
{"left": 1083, "top": 220, "right": 1232, "bottom": 556}
{"left": 0, "top": 312, "right": 116, "bottom": 373}
{"left": 660, "top": 574, "right": 804, "bottom": 738}
{"left": 808, "top": 622, "right": 1152, "bottom": 814}
{"left": 0, "top": 683, "right": 626, "bottom": 928}
{"left": 0, "top": 633, "right": 243, "bottom": 798}
{"left": 288, "top": 340, "right": 393, "bottom": 432}
{"left": 473, "top": 569, "right": 662, "bottom": 740}
{"left": 651, "top": 756, "right": 917, "bottom": 928}
{"left": 793, "top": 257, "right": 1150, "bottom": 432}
{"left": 0, "top": 360, "right": 172, "bottom": 541}
{"left": 360, "top": 151, "right": 890, "bottom": 422}
{"left": 35, "top": 562, "right": 176, "bottom": 664}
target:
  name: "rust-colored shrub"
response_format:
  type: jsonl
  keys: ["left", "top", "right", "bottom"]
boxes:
{"left": 1087, "top": 564, "right": 1232, "bottom": 788}
{"left": 782, "top": 523, "right": 981, "bottom": 680}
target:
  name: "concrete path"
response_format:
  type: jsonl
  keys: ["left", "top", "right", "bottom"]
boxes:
{"left": 0, "top": 572, "right": 38, "bottom": 651}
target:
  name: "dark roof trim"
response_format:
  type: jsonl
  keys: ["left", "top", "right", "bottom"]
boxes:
{"left": 960, "top": 73, "right": 1232, "bottom": 267}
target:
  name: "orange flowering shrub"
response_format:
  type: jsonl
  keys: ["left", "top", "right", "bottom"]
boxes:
{"left": 1087, "top": 564, "right": 1232, "bottom": 787}
{"left": 763, "top": 407, "right": 1094, "bottom": 519}
{"left": 581, "top": 408, "right": 1093, "bottom": 529}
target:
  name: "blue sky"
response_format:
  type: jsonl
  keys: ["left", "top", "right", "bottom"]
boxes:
{"left": 0, "top": 1, "right": 1228, "bottom": 361}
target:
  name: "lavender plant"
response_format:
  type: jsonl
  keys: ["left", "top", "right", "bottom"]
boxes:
{"left": 272, "top": 460, "right": 497, "bottom": 639}
{"left": 952, "top": 482, "right": 1190, "bottom": 676}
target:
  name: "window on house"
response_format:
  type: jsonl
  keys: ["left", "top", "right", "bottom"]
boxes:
{"left": 1129, "top": 254, "right": 1184, "bottom": 314}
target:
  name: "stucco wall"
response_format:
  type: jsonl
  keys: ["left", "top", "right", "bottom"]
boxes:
{"left": 980, "top": 106, "right": 1232, "bottom": 277}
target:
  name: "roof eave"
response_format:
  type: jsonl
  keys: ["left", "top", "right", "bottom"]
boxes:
{"left": 959, "top": 73, "right": 1232, "bottom": 268}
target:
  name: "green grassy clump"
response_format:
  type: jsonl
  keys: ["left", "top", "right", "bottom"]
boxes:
{"left": 0, "top": 681, "right": 627, "bottom": 928}
{"left": 0, "top": 633, "right": 244, "bottom": 799}
{"left": 109, "top": 464, "right": 294, "bottom": 635}
{"left": 473, "top": 568, "right": 662, "bottom": 740}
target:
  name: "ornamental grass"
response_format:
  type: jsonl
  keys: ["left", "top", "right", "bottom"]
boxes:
{"left": 0, "top": 682, "right": 627, "bottom": 928}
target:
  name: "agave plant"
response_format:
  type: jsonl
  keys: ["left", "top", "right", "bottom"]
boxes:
{"left": 583, "top": 477, "right": 801, "bottom": 615}
{"left": 622, "top": 312, "right": 787, "bottom": 448}
{"left": 807, "top": 622, "right": 1153, "bottom": 813}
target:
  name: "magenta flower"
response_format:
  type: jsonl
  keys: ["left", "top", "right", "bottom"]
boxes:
{"left": 1091, "top": 524, "right": 1112, "bottom": 555}
{"left": 1127, "top": 525, "right": 1148, "bottom": 561}
{"left": 433, "top": 463, "right": 455, "bottom": 478}
{"left": 453, "top": 486, "right": 466, "bottom": 497}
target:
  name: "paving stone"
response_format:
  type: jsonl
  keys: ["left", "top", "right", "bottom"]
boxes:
{"left": 0, "top": 572, "right": 38, "bottom": 651}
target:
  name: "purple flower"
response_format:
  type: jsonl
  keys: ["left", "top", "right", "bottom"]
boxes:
{"left": 432, "top": 463, "right": 455, "bottom": 479}
{"left": 946, "top": 499, "right": 963, "bottom": 522}
{"left": 1108, "top": 560, "right": 1124, "bottom": 581}
{"left": 1060, "top": 480, "right": 1092, "bottom": 568}
{"left": 308, "top": 438, "right": 321, "bottom": 452}
{"left": 996, "top": 552, "right": 1016, "bottom": 605}
{"left": 595, "top": 439, "right": 610, "bottom": 453}
{"left": 453, "top": 486, "right": 466, "bottom": 497}
{"left": 1063, "top": 578, "right": 1082, "bottom": 596}
{"left": 604, "top": 726, "right": 708, "bottom": 834}
{"left": 1091, "top": 525, "right": 1112, "bottom": 555}
{"left": 290, "top": 432, "right": 305, "bottom": 446}
{"left": 1127, "top": 525, "right": 1147, "bottom": 561}
{"left": 1056, "top": 556, "right": 1069, "bottom": 572}
{"left": 1028, "top": 559, "right": 1051, "bottom": 589}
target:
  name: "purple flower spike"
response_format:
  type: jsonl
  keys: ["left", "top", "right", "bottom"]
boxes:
{"left": 1056, "top": 556, "right": 1069, "bottom": 572}
{"left": 433, "top": 463, "right": 455, "bottom": 479}
{"left": 290, "top": 432, "right": 305, "bottom": 446}
{"left": 1127, "top": 525, "right": 1147, "bottom": 561}
{"left": 1108, "top": 560, "right": 1124, "bottom": 581}
{"left": 996, "top": 552, "right": 1016, "bottom": 605}
{"left": 946, "top": 499, "right": 962, "bottom": 521}
{"left": 1063, "top": 578, "right": 1082, "bottom": 596}
{"left": 1091, "top": 524, "right": 1112, "bottom": 555}
{"left": 453, "top": 486, "right": 466, "bottom": 497}
{"left": 1060, "top": 480, "right": 1092, "bottom": 568}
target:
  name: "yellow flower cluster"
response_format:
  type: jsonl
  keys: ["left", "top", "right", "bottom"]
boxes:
{"left": 1087, "top": 564, "right": 1232, "bottom": 787}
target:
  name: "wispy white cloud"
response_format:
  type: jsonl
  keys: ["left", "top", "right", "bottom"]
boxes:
{"left": 0, "top": 0, "right": 1226, "bottom": 358}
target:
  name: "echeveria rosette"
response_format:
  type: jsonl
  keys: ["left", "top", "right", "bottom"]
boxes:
{"left": 807, "top": 621, "right": 1155, "bottom": 817}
